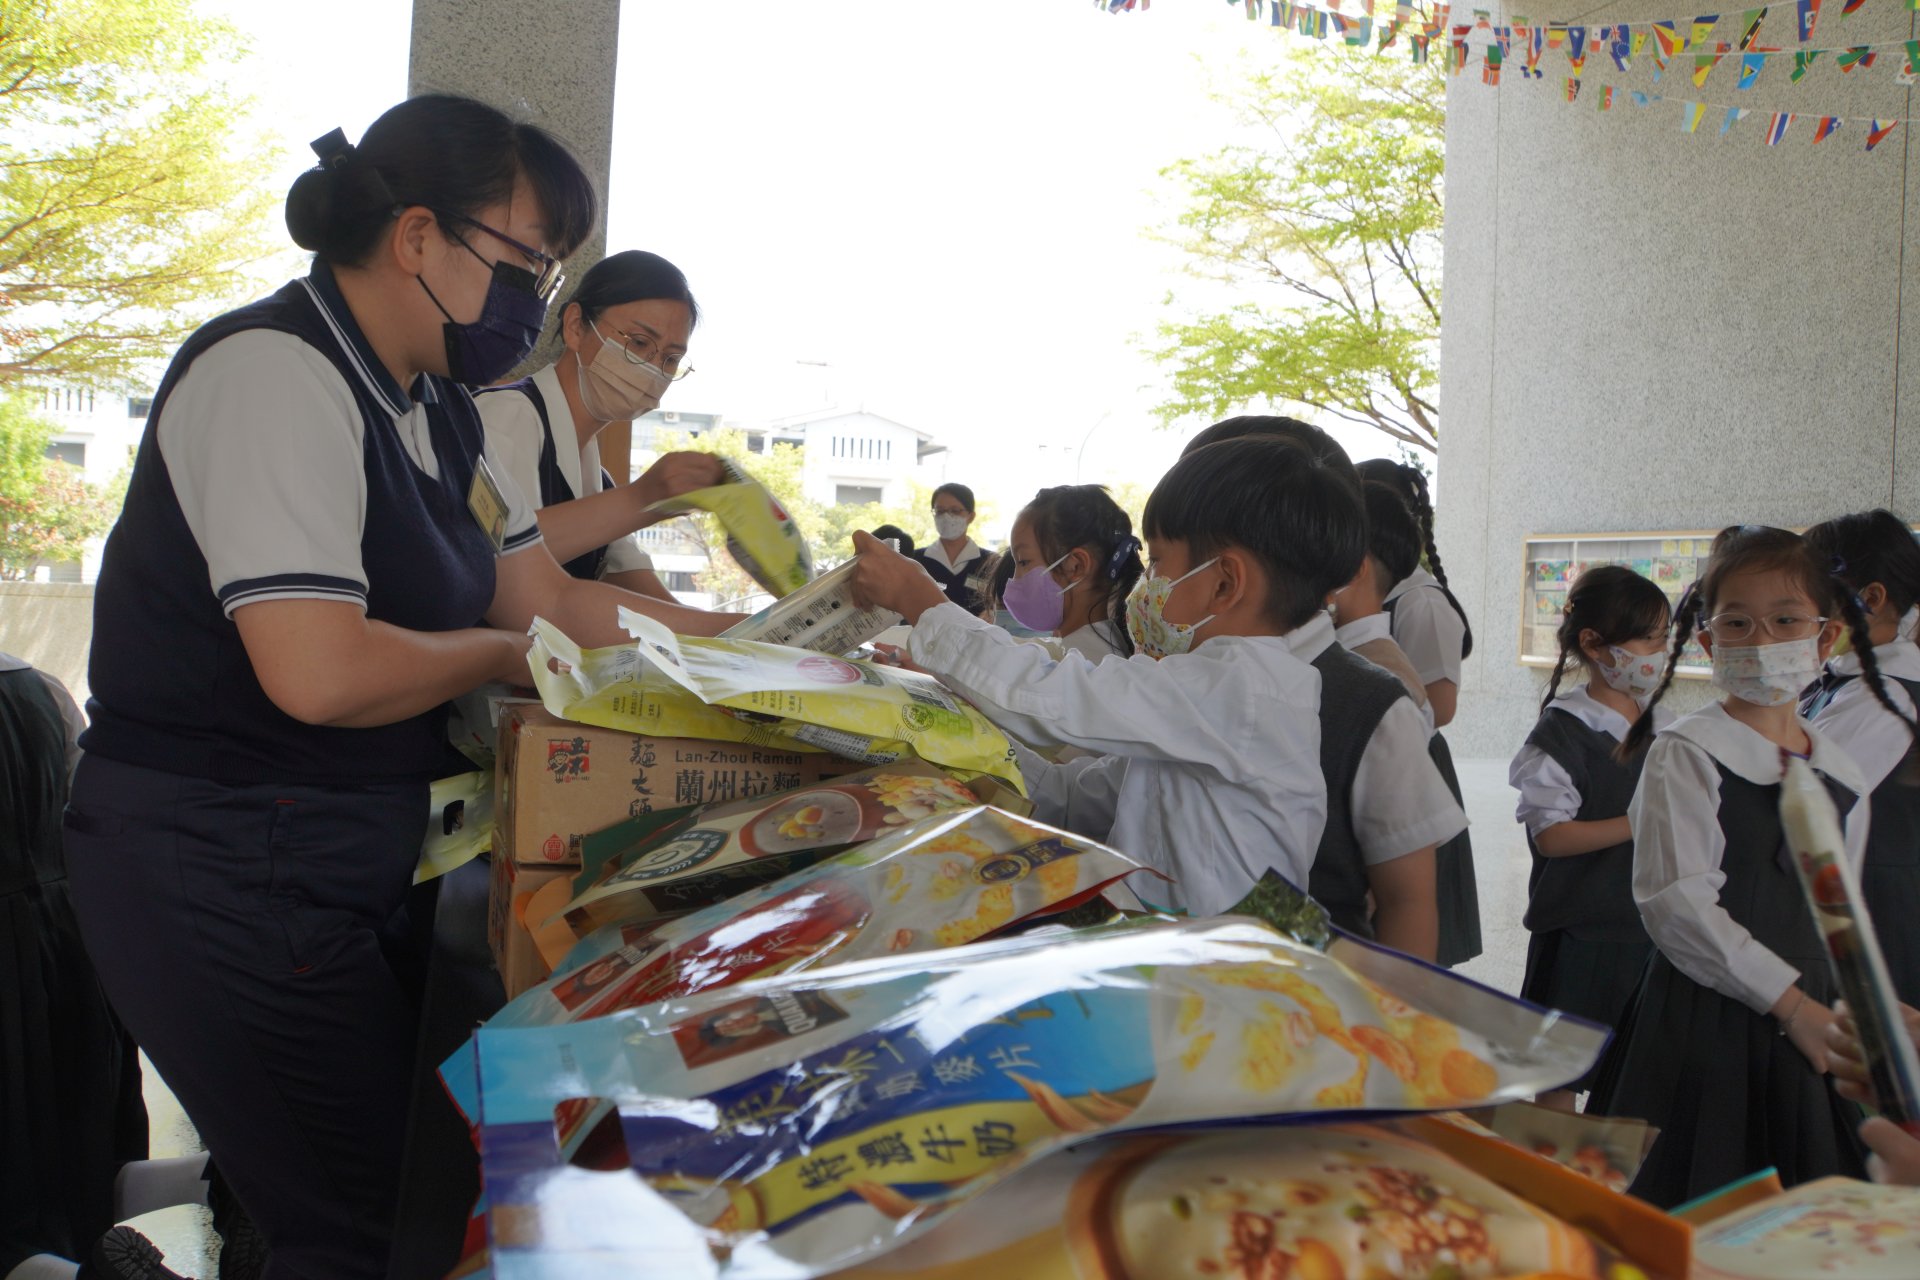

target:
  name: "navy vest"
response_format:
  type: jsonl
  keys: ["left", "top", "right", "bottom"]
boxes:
{"left": 82, "top": 265, "right": 502, "bottom": 784}
{"left": 1521, "top": 707, "right": 1650, "bottom": 939}
{"left": 1305, "top": 644, "right": 1411, "bottom": 938}
{"left": 915, "top": 546, "right": 987, "bottom": 614}
{"left": 476, "top": 378, "right": 608, "bottom": 582}
{"left": 1711, "top": 762, "right": 1857, "bottom": 974}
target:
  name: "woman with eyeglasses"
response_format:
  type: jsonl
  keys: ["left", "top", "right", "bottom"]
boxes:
{"left": 60, "top": 96, "right": 737, "bottom": 1280}
{"left": 476, "top": 250, "right": 727, "bottom": 603}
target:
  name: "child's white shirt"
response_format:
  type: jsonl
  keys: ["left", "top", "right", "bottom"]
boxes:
{"left": 1509, "top": 687, "right": 1672, "bottom": 837}
{"left": 908, "top": 601, "right": 1327, "bottom": 916}
{"left": 1384, "top": 567, "right": 1465, "bottom": 688}
{"left": 1630, "top": 701, "right": 1869, "bottom": 1015}
{"left": 1811, "top": 635, "right": 1920, "bottom": 793}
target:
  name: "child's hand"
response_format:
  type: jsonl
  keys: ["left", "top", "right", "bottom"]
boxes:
{"left": 1826, "top": 1000, "right": 1920, "bottom": 1107}
{"left": 870, "top": 643, "right": 930, "bottom": 675}
{"left": 1861, "top": 1117, "right": 1920, "bottom": 1186}
{"left": 1784, "top": 997, "right": 1838, "bottom": 1074}
{"left": 850, "top": 531, "right": 948, "bottom": 623}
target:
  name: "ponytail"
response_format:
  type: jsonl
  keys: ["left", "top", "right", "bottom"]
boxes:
{"left": 1021, "top": 484, "right": 1143, "bottom": 657}
{"left": 1618, "top": 583, "right": 1699, "bottom": 761}
{"left": 1833, "top": 567, "right": 1920, "bottom": 781}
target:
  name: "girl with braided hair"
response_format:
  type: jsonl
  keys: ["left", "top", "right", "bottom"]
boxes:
{"left": 1589, "top": 524, "right": 1901, "bottom": 1205}
{"left": 1001, "top": 485, "right": 1146, "bottom": 660}
{"left": 1506, "top": 566, "right": 1671, "bottom": 1108}
{"left": 1804, "top": 510, "right": 1920, "bottom": 1005}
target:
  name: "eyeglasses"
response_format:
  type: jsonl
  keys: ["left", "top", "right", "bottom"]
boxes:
{"left": 433, "top": 210, "right": 566, "bottom": 301}
{"left": 1701, "top": 611, "right": 1829, "bottom": 643}
{"left": 601, "top": 323, "right": 694, "bottom": 381}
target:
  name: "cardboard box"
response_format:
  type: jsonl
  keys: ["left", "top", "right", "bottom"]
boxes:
{"left": 493, "top": 704, "right": 857, "bottom": 868}
{"left": 487, "top": 853, "right": 574, "bottom": 1000}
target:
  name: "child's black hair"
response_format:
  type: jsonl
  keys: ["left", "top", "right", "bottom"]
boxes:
{"left": 1619, "top": 524, "right": 1919, "bottom": 764}
{"left": 869, "top": 524, "right": 916, "bottom": 556}
{"left": 1542, "top": 566, "right": 1672, "bottom": 711}
{"left": 1144, "top": 436, "right": 1365, "bottom": 631}
{"left": 286, "top": 94, "right": 598, "bottom": 267}
{"left": 1019, "top": 484, "right": 1145, "bottom": 657}
{"left": 1362, "top": 481, "right": 1422, "bottom": 598}
{"left": 1806, "top": 509, "right": 1920, "bottom": 780}
{"left": 1184, "top": 415, "right": 1361, "bottom": 495}
{"left": 1354, "top": 458, "right": 1473, "bottom": 659}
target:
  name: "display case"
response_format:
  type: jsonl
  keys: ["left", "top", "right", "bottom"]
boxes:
{"left": 1520, "top": 532, "right": 1714, "bottom": 679}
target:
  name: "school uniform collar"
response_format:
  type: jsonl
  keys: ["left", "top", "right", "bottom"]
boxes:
{"left": 296, "top": 261, "right": 418, "bottom": 418}
{"left": 923, "top": 538, "right": 983, "bottom": 573}
{"left": 1828, "top": 633, "right": 1920, "bottom": 682}
{"left": 530, "top": 363, "right": 589, "bottom": 496}
{"left": 1549, "top": 685, "right": 1671, "bottom": 742}
{"left": 1282, "top": 609, "right": 1337, "bottom": 663}
{"left": 1334, "top": 611, "right": 1392, "bottom": 649}
{"left": 1663, "top": 700, "right": 1866, "bottom": 792}
{"left": 1383, "top": 565, "right": 1438, "bottom": 603}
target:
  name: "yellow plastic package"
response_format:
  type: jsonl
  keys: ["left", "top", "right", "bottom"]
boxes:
{"left": 620, "top": 607, "right": 1024, "bottom": 795}
{"left": 648, "top": 458, "right": 813, "bottom": 598}
{"left": 413, "top": 769, "right": 493, "bottom": 885}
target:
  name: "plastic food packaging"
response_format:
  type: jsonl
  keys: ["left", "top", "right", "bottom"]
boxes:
{"left": 553, "top": 762, "right": 984, "bottom": 939}
{"left": 1780, "top": 755, "right": 1920, "bottom": 1131}
{"left": 834, "top": 1121, "right": 1663, "bottom": 1279}
{"left": 1485, "top": 1100, "right": 1659, "bottom": 1194}
{"left": 1690, "top": 1176, "right": 1920, "bottom": 1279}
{"left": 620, "top": 607, "right": 1024, "bottom": 793}
{"left": 722, "top": 556, "right": 901, "bottom": 656}
{"left": 415, "top": 769, "right": 493, "bottom": 885}
{"left": 461, "top": 916, "right": 1611, "bottom": 1278}
{"left": 648, "top": 457, "right": 813, "bottom": 597}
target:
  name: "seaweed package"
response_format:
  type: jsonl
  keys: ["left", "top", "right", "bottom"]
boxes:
{"left": 466, "top": 917, "right": 1611, "bottom": 1279}
{"left": 647, "top": 457, "right": 813, "bottom": 598}
{"left": 619, "top": 607, "right": 1025, "bottom": 794}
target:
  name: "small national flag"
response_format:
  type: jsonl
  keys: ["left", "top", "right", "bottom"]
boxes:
{"left": 1682, "top": 101, "right": 1709, "bottom": 131}
{"left": 1867, "top": 118, "right": 1901, "bottom": 150}
{"left": 1411, "top": 33, "right": 1431, "bottom": 61}
{"left": 1547, "top": 21, "right": 1568, "bottom": 48}
{"left": 1451, "top": 25, "right": 1471, "bottom": 71}
{"left": 1346, "top": 15, "right": 1374, "bottom": 44}
{"left": 1906, "top": 39, "right": 1920, "bottom": 74}
{"left": 1380, "top": 18, "right": 1401, "bottom": 48}
{"left": 1739, "top": 51, "right": 1767, "bottom": 85}
{"left": 1565, "top": 74, "right": 1580, "bottom": 100}
{"left": 1473, "top": 7, "right": 1492, "bottom": 27}
{"left": 1567, "top": 24, "right": 1588, "bottom": 61}
{"left": 1792, "top": 49, "right": 1823, "bottom": 80}
{"left": 1797, "top": 0, "right": 1821, "bottom": 41}
{"left": 1766, "top": 111, "right": 1795, "bottom": 143}
{"left": 1721, "top": 106, "right": 1751, "bottom": 134}
{"left": 1483, "top": 43, "right": 1503, "bottom": 82}
{"left": 1599, "top": 83, "right": 1616, "bottom": 109}
{"left": 1653, "top": 19, "right": 1684, "bottom": 55}
{"left": 1690, "top": 14, "right": 1720, "bottom": 47}
{"left": 1610, "top": 28, "right": 1634, "bottom": 69}
{"left": 1740, "top": 6, "right": 1767, "bottom": 46}
{"left": 1910, "top": 0, "right": 1920, "bottom": 12}
{"left": 1836, "top": 46, "right": 1871, "bottom": 71}
{"left": 1693, "top": 50, "right": 1728, "bottom": 84}
{"left": 1814, "top": 115, "right": 1843, "bottom": 142}
{"left": 1631, "top": 89, "right": 1661, "bottom": 105}
{"left": 1840, "top": 0, "right": 1866, "bottom": 15}
{"left": 1632, "top": 28, "right": 1651, "bottom": 56}
{"left": 1270, "top": 1, "right": 1285, "bottom": 24}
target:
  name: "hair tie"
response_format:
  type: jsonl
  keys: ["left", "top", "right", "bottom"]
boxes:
{"left": 310, "top": 127, "right": 354, "bottom": 169}
{"left": 1831, "top": 554, "right": 1851, "bottom": 578}
{"left": 1106, "top": 535, "right": 1141, "bottom": 580}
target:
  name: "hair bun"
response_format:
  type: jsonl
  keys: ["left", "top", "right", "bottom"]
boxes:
{"left": 284, "top": 127, "right": 396, "bottom": 255}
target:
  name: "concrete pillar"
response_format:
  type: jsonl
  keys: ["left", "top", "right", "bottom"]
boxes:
{"left": 1436, "top": 2, "right": 1920, "bottom": 754}
{"left": 408, "top": 0, "right": 629, "bottom": 475}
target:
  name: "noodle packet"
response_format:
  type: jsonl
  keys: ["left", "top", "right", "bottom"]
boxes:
{"left": 721, "top": 556, "right": 900, "bottom": 656}
{"left": 464, "top": 917, "right": 1611, "bottom": 1278}
{"left": 620, "top": 607, "right": 1024, "bottom": 793}
{"left": 553, "top": 762, "right": 982, "bottom": 939}
{"left": 648, "top": 458, "right": 813, "bottom": 597}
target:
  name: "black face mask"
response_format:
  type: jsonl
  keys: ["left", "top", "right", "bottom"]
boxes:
{"left": 419, "top": 260, "right": 549, "bottom": 386}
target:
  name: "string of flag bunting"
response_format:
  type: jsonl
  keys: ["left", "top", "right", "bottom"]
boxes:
{"left": 1099, "top": 0, "right": 1920, "bottom": 151}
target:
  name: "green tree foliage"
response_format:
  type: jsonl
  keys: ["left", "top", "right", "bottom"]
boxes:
{"left": 1150, "top": 45, "right": 1444, "bottom": 453}
{"left": 1, "top": 0, "right": 280, "bottom": 390}
{"left": 0, "top": 392, "right": 119, "bottom": 577}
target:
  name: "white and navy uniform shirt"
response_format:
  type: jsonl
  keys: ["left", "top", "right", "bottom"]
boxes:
{"left": 909, "top": 602, "right": 1329, "bottom": 916}
{"left": 1810, "top": 633, "right": 1920, "bottom": 793}
{"left": 475, "top": 363, "right": 655, "bottom": 583}
{"left": 1510, "top": 687, "right": 1673, "bottom": 837}
{"left": 916, "top": 538, "right": 988, "bottom": 613}
{"left": 1384, "top": 567, "right": 1466, "bottom": 690}
{"left": 1630, "top": 703, "right": 1869, "bottom": 1014}
{"left": 82, "top": 263, "right": 543, "bottom": 785}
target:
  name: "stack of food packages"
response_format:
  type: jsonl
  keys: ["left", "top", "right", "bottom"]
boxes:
{"left": 448, "top": 614, "right": 1697, "bottom": 1280}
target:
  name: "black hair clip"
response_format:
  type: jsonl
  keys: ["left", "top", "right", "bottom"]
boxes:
{"left": 1106, "top": 535, "right": 1141, "bottom": 580}
{"left": 1831, "top": 554, "right": 1851, "bottom": 578}
{"left": 310, "top": 127, "right": 354, "bottom": 169}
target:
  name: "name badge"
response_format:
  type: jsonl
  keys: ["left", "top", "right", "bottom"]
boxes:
{"left": 467, "top": 455, "right": 509, "bottom": 552}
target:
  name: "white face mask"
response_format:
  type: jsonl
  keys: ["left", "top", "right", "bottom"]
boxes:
{"left": 1710, "top": 635, "right": 1824, "bottom": 707}
{"left": 934, "top": 513, "right": 969, "bottom": 541}
{"left": 576, "top": 320, "right": 672, "bottom": 421}
{"left": 1598, "top": 645, "right": 1667, "bottom": 700}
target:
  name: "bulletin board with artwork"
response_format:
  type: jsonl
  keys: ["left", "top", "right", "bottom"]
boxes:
{"left": 1520, "top": 533, "right": 1715, "bottom": 680}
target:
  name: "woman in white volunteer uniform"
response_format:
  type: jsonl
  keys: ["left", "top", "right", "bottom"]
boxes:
{"left": 62, "top": 97, "right": 727, "bottom": 1280}
{"left": 477, "top": 250, "right": 727, "bottom": 607}
{"left": 915, "top": 483, "right": 989, "bottom": 613}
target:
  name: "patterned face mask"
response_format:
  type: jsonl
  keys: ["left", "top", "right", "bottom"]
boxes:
{"left": 1598, "top": 645, "right": 1667, "bottom": 699}
{"left": 1125, "top": 558, "right": 1218, "bottom": 660}
{"left": 1710, "top": 636, "right": 1823, "bottom": 707}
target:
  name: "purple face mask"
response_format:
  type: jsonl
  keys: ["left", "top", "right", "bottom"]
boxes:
{"left": 420, "top": 260, "right": 549, "bottom": 386}
{"left": 1002, "top": 552, "right": 1076, "bottom": 633}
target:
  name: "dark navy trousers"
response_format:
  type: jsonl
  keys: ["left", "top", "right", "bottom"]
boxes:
{"left": 64, "top": 754, "right": 428, "bottom": 1280}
